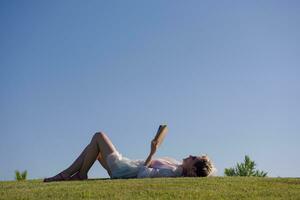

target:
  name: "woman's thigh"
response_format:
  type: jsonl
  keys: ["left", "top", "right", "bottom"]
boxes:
{"left": 97, "top": 153, "right": 112, "bottom": 176}
{"left": 94, "top": 132, "right": 118, "bottom": 160}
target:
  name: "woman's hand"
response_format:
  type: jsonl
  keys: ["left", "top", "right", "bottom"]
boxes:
{"left": 150, "top": 139, "right": 158, "bottom": 155}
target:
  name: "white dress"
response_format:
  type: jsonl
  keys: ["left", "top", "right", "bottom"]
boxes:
{"left": 106, "top": 151, "right": 183, "bottom": 179}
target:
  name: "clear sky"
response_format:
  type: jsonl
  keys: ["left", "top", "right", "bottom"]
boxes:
{"left": 1, "top": 1, "right": 300, "bottom": 181}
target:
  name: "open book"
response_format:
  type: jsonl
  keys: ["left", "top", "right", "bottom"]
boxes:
{"left": 153, "top": 125, "right": 168, "bottom": 148}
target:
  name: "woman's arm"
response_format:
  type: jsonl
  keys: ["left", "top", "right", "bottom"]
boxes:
{"left": 144, "top": 140, "right": 158, "bottom": 167}
{"left": 144, "top": 125, "right": 168, "bottom": 167}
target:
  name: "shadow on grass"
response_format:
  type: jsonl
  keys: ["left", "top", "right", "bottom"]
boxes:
{"left": 87, "top": 178, "right": 111, "bottom": 181}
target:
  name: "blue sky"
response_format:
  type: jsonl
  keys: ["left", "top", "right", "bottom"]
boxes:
{"left": 1, "top": 1, "right": 300, "bottom": 180}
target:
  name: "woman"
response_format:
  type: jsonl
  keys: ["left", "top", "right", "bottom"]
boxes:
{"left": 44, "top": 131, "right": 216, "bottom": 182}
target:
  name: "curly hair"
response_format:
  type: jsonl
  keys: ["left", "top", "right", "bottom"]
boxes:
{"left": 193, "top": 156, "right": 216, "bottom": 177}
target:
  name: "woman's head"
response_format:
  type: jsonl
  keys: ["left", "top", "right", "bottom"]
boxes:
{"left": 182, "top": 155, "right": 216, "bottom": 177}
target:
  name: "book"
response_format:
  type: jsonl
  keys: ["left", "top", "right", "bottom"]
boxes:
{"left": 153, "top": 125, "right": 168, "bottom": 148}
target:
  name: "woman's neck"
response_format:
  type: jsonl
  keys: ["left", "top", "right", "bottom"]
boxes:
{"left": 178, "top": 165, "right": 185, "bottom": 176}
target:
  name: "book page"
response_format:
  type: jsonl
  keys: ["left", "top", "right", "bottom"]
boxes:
{"left": 153, "top": 125, "right": 168, "bottom": 147}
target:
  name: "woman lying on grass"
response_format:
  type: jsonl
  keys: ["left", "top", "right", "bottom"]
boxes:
{"left": 44, "top": 125, "right": 216, "bottom": 182}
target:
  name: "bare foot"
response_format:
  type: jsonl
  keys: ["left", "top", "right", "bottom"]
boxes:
{"left": 70, "top": 172, "right": 88, "bottom": 181}
{"left": 43, "top": 172, "right": 70, "bottom": 182}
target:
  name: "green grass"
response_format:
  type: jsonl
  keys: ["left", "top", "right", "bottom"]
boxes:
{"left": 1, "top": 177, "right": 300, "bottom": 199}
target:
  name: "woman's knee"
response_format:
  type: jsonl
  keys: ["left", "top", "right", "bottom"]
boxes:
{"left": 93, "top": 131, "right": 117, "bottom": 153}
{"left": 93, "top": 132, "right": 107, "bottom": 141}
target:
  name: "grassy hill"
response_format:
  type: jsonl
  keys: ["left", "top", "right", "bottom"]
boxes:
{"left": 1, "top": 177, "right": 299, "bottom": 199}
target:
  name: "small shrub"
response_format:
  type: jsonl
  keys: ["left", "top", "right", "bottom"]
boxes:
{"left": 224, "top": 155, "right": 267, "bottom": 177}
{"left": 15, "top": 170, "right": 27, "bottom": 181}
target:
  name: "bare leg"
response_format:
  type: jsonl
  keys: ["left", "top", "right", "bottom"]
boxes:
{"left": 78, "top": 132, "right": 116, "bottom": 179}
{"left": 97, "top": 153, "right": 112, "bottom": 177}
{"left": 60, "top": 146, "right": 89, "bottom": 177}
{"left": 44, "top": 132, "right": 117, "bottom": 182}
{"left": 44, "top": 144, "right": 90, "bottom": 182}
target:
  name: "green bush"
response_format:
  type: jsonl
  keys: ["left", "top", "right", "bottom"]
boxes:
{"left": 224, "top": 155, "right": 267, "bottom": 177}
{"left": 15, "top": 170, "right": 27, "bottom": 181}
